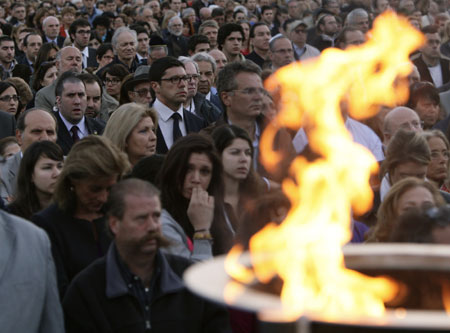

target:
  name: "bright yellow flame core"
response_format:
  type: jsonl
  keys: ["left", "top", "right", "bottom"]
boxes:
{"left": 224, "top": 12, "right": 425, "bottom": 321}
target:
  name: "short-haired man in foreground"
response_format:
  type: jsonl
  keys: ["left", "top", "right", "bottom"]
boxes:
{"left": 63, "top": 178, "right": 231, "bottom": 333}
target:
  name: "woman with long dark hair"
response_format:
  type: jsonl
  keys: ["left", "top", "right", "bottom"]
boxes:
{"left": 8, "top": 141, "right": 63, "bottom": 220}
{"left": 159, "top": 133, "right": 233, "bottom": 260}
{"left": 212, "top": 124, "right": 267, "bottom": 232}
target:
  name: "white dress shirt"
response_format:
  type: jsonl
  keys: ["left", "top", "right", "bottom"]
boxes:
{"left": 59, "top": 112, "right": 89, "bottom": 139}
{"left": 153, "top": 98, "right": 187, "bottom": 149}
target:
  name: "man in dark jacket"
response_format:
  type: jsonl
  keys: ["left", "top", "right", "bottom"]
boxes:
{"left": 63, "top": 178, "right": 231, "bottom": 333}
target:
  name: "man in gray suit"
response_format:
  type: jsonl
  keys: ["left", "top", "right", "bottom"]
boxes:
{"left": 35, "top": 46, "right": 83, "bottom": 112}
{"left": 0, "top": 108, "right": 57, "bottom": 201}
{"left": 0, "top": 209, "right": 64, "bottom": 332}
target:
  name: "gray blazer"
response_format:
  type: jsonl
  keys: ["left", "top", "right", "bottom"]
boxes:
{"left": 0, "top": 152, "right": 21, "bottom": 201}
{"left": 0, "top": 210, "right": 64, "bottom": 332}
{"left": 35, "top": 80, "right": 57, "bottom": 112}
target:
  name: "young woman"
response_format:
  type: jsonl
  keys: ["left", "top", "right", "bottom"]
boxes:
{"left": 159, "top": 134, "right": 234, "bottom": 261}
{"left": 32, "top": 61, "right": 58, "bottom": 93}
{"left": 8, "top": 141, "right": 63, "bottom": 220}
{"left": 0, "top": 82, "right": 19, "bottom": 116}
{"left": 212, "top": 125, "right": 267, "bottom": 231}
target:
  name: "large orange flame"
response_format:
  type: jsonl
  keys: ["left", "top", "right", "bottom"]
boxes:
{"left": 224, "top": 12, "right": 425, "bottom": 321}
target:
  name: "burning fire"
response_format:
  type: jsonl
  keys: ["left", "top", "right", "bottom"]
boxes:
{"left": 224, "top": 12, "right": 424, "bottom": 321}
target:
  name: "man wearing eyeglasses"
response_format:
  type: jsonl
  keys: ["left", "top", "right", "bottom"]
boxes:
{"left": 268, "top": 35, "right": 295, "bottom": 70}
{"left": 284, "top": 19, "right": 319, "bottom": 61}
{"left": 149, "top": 57, "right": 207, "bottom": 154}
{"left": 123, "top": 66, "right": 153, "bottom": 106}
{"left": 69, "top": 19, "right": 98, "bottom": 69}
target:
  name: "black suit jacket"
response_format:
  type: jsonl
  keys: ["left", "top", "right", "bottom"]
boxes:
{"left": 53, "top": 112, "right": 105, "bottom": 155}
{"left": 209, "top": 92, "right": 223, "bottom": 113}
{"left": 0, "top": 110, "right": 16, "bottom": 140}
{"left": 15, "top": 54, "right": 34, "bottom": 72}
{"left": 412, "top": 54, "right": 450, "bottom": 87}
{"left": 44, "top": 35, "right": 66, "bottom": 49}
{"left": 86, "top": 47, "right": 98, "bottom": 68}
{"left": 156, "top": 109, "right": 207, "bottom": 154}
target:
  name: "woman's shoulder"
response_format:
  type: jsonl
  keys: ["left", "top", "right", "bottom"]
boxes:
{"left": 31, "top": 203, "right": 67, "bottom": 227}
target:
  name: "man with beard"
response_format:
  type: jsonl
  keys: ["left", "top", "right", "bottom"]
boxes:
{"left": 0, "top": 36, "right": 16, "bottom": 80}
{"left": 164, "top": 16, "right": 189, "bottom": 58}
{"left": 311, "top": 13, "right": 339, "bottom": 51}
{"left": 62, "top": 178, "right": 231, "bottom": 333}
{"left": 180, "top": 57, "right": 221, "bottom": 124}
{"left": 78, "top": 73, "right": 109, "bottom": 123}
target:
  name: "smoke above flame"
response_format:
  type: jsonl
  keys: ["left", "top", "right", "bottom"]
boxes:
{"left": 224, "top": 12, "right": 425, "bottom": 322}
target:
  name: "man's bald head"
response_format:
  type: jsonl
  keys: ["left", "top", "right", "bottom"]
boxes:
{"left": 383, "top": 106, "right": 423, "bottom": 145}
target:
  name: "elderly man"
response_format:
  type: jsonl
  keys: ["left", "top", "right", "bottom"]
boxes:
{"left": 269, "top": 35, "right": 295, "bottom": 70}
{"left": 54, "top": 72, "right": 105, "bottom": 155}
{"left": 382, "top": 106, "right": 423, "bottom": 146}
{"left": 180, "top": 57, "right": 221, "bottom": 124}
{"left": 98, "top": 27, "right": 140, "bottom": 76}
{"left": 42, "top": 16, "right": 65, "bottom": 48}
{"left": 164, "top": 16, "right": 189, "bottom": 57}
{"left": 62, "top": 178, "right": 231, "bottom": 333}
{"left": 0, "top": 108, "right": 57, "bottom": 201}
{"left": 285, "top": 19, "right": 320, "bottom": 61}
{"left": 0, "top": 209, "right": 64, "bottom": 332}
{"left": 192, "top": 52, "right": 223, "bottom": 112}
{"left": 345, "top": 8, "right": 370, "bottom": 33}
{"left": 35, "top": 46, "right": 83, "bottom": 112}
{"left": 208, "top": 48, "right": 227, "bottom": 72}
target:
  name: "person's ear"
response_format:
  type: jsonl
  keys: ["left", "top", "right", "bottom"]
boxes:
{"left": 109, "top": 215, "right": 120, "bottom": 236}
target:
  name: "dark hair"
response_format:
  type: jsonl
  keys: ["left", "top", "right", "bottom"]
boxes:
{"left": 130, "top": 154, "right": 166, "bottom": 187}
{"left": 129, "top": 24, "right": 148, "bottom": 36}
{"left": 0, "top": 136, "right": 18, "bottom": 157}
{"left": 96, "top": 42, "right": 113, "bottom": 59}
{"left": 34, "top": 42, "right": 59, "bottom": 71}
{"left": 233, "top": 10, "right": 246, "bottom": 21}
{"left": 249, "top": 22, "right": 269, "bottom": 39}
{"left": 421, "top": 24, "right": 439, "bottom": 34}
{"left": 216, "top": 60, "right": 262, "bottom": 115}
{"left": 106, "top": 178, "right": 160, "bottom": 219}
{"left": 211, "top": 7, "right": 225, "bottom": 17}
{"left": 188, "top": 34, "right": 210, "bottom": 54}
{"left": 23, "top": 32, "right": 41, "bottom": 47}
{"left": 33, "top": 61, "right": 57, "bottom": 92}
{"left": 55, "top": 71, "right": 85, "bottom": 97}
{"left": 93, "top": 15, "right": 110, "bottom": 28}
{"left": 217, "top": 23, "right": 244, "bottom": 49}
{"left": 260, "top": 5, "right": 272, "bottom": 15}
{"left": 0, "top": 35, "right": 14, "bottom": 46}
{"left": 148, "top": 56, "right": 185, "bottom": 82}
{"left": 158, "top": 133, "right": 232, "bottom": 254}
{"left": 102, "top": 63, "right": 129, "bottom": 81}
{"left": 8, "top": 141, "right": 63, "bottom": 220}
{"left": 211, "top": 124, "right": 266, "bottom": 215}
{"left": 0, "top": 81, "right": 18, "bottom": 100}
{"left": 78, "top": 72, "right": 103, "bottom": 96}
{"left": 69, "top": 18, "right": 91, "bottom": 40}
{"left": 335, "top": 26, "right": 362, "bottom": 48}
{"left": 407, "top": 81, "right": 440, "bottom": 109}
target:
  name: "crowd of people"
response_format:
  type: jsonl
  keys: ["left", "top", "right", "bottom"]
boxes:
{"left": 1, "top": 0, "right": 450, "bottom": 331}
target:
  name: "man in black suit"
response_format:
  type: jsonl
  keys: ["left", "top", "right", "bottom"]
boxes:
{"left": 16, "top": 32, "right": 42, "bottom": 74}
{"left": 69, "top": 19, "right": 98, "bottom": 69}
{"left": 0, "top": 110, "right": 16, "bottom": 140}
{"left": 412, "top": 25, "right": 450, "bottom": 89}
{"left": 42, "top": 16, "right": 66, "bottom": 49}
{"left": 149, "top": 57, "right": 207, "bottom": 154}
{"left": 54, "top": 72, "right": 105, "bottom": 155}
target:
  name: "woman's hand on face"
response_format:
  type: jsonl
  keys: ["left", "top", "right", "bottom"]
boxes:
{"left": 187, "top": 187, "right": 214, "bottom": 231}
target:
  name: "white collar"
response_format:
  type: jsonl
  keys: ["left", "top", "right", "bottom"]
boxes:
{"left": 153, "top": 98, "right": 184, "bottom": 121}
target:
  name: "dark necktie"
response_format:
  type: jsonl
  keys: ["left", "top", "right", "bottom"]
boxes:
{"left": 71, "top": 126, "right": 80, "bottom": 143}
{"left": 171, "top": 113, "right": 182, "bottom": 143}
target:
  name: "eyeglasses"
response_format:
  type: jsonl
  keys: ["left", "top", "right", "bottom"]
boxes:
{"left": 430, "top": 150, "right": 450, "bottom": 160}
{"left": 104, "top": 78, "right": 121, "bottom": 85}
{"left": 134, "top": 88, "right": 151, "bottom": 97}
{"left": 160, "top": 75, "right": 189, "bottom": 85}
{"left": 231, "top": 87, "right": 266, "bottom": 95}
{"left": 0, "top": 95, "right": 19, "bottom": 102}
{"left": 186, "top": 74, "right": 200, "bottom": 82}
{"left": 76, "top": 29, "right": 91, "bottom": 35}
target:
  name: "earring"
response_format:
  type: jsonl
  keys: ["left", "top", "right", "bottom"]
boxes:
{"left": 70, "top": 186, "right": 74, "bottom": 191}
